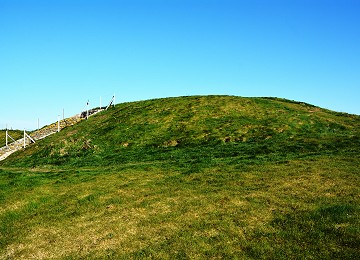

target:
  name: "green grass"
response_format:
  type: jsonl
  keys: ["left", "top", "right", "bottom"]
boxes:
{"left": 1, "top": 156, "right": 359, "bottom": 259}
{"left": 0, "top": 95, "right": 359, "bottom": 258}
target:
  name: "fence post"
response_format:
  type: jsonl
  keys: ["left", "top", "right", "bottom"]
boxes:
{"left": 23, "top": 129, "right": 26, "bottom": 148}
{"left": 87, "top": 100, "right": 89, "bottom": 119}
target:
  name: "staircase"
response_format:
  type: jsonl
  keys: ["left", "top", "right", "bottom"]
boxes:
{"left": 0, "top": 138, "right": 26, "bottom": 161}
{"left": 0, "top": 96, "right": 112, "bottom": 162}
{"left": 0, "top": 113, "right": 85, "bottom": 161}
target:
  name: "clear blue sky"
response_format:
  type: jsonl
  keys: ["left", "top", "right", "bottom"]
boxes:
{"left": 1, "top": 0, "right": 359, "bottom": 130}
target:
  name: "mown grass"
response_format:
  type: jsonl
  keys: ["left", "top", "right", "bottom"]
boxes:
{"left": 0, "top": 155, "right": 359, "bottom": 259}
{"left": 0, "top": 95, "right": 359, "bottom": 258}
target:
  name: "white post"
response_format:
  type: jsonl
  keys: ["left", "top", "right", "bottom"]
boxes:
{"left": 37, "top": 118, "right": 39, "bottom": 130}
{"left": 24, "top": 129, "right": 26, "bottom": 148}
{"left": 58, "top": 115, "right": 60, "bottom": 132}
{"left": 87, "top": 100, "right": 89, "bottom": 119}
{"left": 63, "top": 108, "right": 64, "bottom": 120}
{"left": 25, "top": 132, "right": 36, "bottom": 144}
{"left": 6, "top": 129, "right": 8, "bottom": 147}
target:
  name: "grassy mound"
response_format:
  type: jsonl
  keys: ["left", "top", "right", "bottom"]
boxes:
{"left": 0, "top": 95, "right": 359, "bottom": 258}
{"left": 2, "top": 95, "right": 359, "bottom": 167}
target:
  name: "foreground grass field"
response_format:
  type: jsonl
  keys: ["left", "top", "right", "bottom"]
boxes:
{"left": 0, "top": 96, "right": 359, "bottom": 258}
{"left": 1, "top": 155, "right": 359, "bottom": 259}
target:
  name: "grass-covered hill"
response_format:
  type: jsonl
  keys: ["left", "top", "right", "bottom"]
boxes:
{"left": 2, "top": 95, "right": 359, "bottom": 167}
{"left": 1, "top": 95, "right": 359, "bottom": 259}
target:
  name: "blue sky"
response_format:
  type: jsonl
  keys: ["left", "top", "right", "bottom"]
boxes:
{"left": 1, "top": 0, "right": 359, "bottom": 130}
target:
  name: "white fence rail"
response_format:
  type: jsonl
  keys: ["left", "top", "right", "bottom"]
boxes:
{"left": 1, "top": 94, "right": 116, "bottom": 161}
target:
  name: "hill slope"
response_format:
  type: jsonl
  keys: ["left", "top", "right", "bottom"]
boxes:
{"left": 2, "top": 95, "right": 359, "bottom": 167}
{"left": 0, "top": 95, "right": 359, "bottom": 259}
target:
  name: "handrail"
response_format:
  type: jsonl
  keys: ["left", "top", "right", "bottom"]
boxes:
{"left": 106, "top": 95, "right": 115, "bottom": 110}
